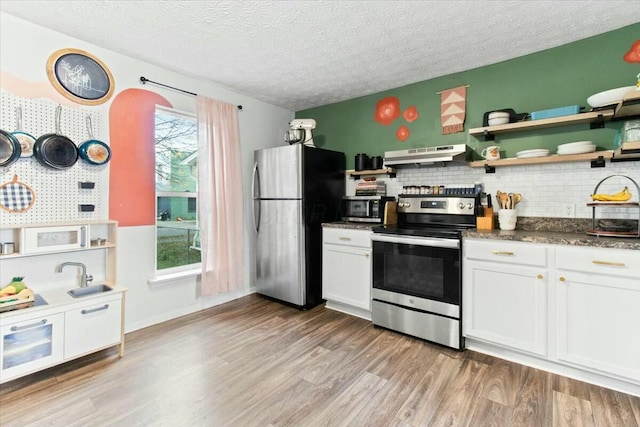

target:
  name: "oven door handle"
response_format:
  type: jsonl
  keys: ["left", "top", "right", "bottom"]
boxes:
{"left": 371, "top": 233, "right": 459, "bottom": 249}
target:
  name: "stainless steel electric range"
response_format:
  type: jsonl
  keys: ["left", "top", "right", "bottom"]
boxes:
{"left": 371, "top": 194, "right": 479, "bottom": 350}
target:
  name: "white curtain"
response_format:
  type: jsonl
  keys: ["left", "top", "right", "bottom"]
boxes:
{"left": 196, "top": 96, "right": 243, "bottom": 296}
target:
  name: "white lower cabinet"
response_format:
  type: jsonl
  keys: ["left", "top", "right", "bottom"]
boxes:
{"left": 64, "top": 295, "right": 123, "bottom": 359}
{"left": 322, "top": 227, "right": 372, "bottom": 319}
{"left": 463, "top": 240, "right": 548, "bottom": 356}
{"left": 463, "top": 238, "right": 640, "bottom": 394}
{"left": 554, "top": 246, "right": 640, "bottom": 382}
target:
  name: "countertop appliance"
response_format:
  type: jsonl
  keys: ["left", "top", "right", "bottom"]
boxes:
{"left": 253, "top": 144, "right": 345, "bottom": 308}
{"left": 284, "top": 119, "right": 316, "bottom": 147}
{"left": 371, "top": 194, "right": 479, "bottom": 350}
{"left": 342, "top": 196, "right": 395, "bottom": 223}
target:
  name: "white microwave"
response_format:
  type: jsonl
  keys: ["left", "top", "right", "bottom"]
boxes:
{"left": 23, "top": 225, "right": 89, "bottom": 254}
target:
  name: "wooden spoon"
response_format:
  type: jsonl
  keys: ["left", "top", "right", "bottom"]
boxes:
{"left": 511, "top": 193, "right": 523, "bottom": 206}
{"left": 498, "top": 192, "right": 509, "bottom": 209}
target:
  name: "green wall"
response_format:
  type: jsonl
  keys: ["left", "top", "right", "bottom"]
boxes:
{"left": 298, "top": 24, "right": 640, "bottom": 169}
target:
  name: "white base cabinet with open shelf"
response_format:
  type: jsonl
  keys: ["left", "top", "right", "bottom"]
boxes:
{"left": 322, "top": 227, "right": 372, "bottom": 320}
{"left": 463, "top": 238, "right": 640, "bottom": 396}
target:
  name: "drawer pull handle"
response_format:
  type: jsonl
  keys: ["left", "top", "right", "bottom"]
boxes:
{"left": 491, "top": 250, "right": 514, "bottom": 256}
{"left": 559, "top": 277, "right": 566, "bottom": 282}
{"left": 338, "top": 237, "right": 351, "bottom": 241}
{"left": 364, "top": 253, "right": 369, "bottom": 258}
{"left": 82, "top": 304, "right": 109, "bottom": 315}
{"left": 537, "top": 274, "right": 543, "bottom": 279}
{"left": 11, "top": 319, "right": 47, "bottom": 332}
{"left": 592, "top": 260, "right": 625, "bottom": 267}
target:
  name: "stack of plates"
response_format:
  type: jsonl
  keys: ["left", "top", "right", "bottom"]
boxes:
{"left": 557, "top": 141, "right": 596, "bottom": 155}
{"left": 516, "top": 149, "right": 550, "bottom": 159}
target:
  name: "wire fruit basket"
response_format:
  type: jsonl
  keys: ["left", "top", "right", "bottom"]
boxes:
{"left": 586, "top": 175, "right": 639, "bottom": 238}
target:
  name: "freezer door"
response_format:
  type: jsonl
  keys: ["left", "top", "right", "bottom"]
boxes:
{"left": 254, "top": 145, "right": 302, "bottom": 199}
{"left": 255, "top": 199, "right": 305, "bottom": 306}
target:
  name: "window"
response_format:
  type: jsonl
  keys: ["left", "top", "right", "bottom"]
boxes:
{"left": 154, "top": 107, "right": 201, "bottom": 271}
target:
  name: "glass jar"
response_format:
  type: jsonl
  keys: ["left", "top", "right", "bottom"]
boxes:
{"left": 622, "top": 119, "right": 640, "bottom": 143}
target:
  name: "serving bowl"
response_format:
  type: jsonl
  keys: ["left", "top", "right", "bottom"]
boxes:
{"left": 488, "top": 111, "right": 510, "bottom": 126}
{"left": 587, "top": 86, "right": 635, "bottom": 108}
{"left": 557, "top": 140, "right": 594, "bottom": 150}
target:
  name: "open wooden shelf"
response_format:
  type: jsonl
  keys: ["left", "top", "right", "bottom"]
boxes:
{"left": 469, "top": 150, "right": 614, "bottom": 169}
{"left": 469, "top": 110, "right": 615, "bottom": 141}
{"left": 614, "top": 90, "right": 640, "bottom": 119}
{"left": 346, "top": 167, "right": 396, "bottom": 179}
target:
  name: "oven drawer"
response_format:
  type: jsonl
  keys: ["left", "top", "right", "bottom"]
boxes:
{"left": 372, "top": 300, "right": 462, "bottom": 349}
{"left": 464, "top": 239, "right": 547, "bottom": 267}
{"left": 323, "top": 227, "right": 372, "bottom": 248}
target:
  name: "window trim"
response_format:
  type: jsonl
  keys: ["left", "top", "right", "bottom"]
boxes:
{"left": 154, "top": 106, "right": 200, "bottom": 274}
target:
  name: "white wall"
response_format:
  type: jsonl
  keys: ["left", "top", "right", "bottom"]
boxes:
{"left": 0, "top": 12, "right": 294, "bottom": 332}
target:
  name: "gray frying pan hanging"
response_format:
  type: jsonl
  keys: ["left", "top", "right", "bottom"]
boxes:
{"left": 78, "top": 115, "right": 111, "bottom": 165}
{"left": 0, "top": 130, "right": 21, "bottom": 167}
{"left": 33, "top": 105, "right": 78, "bottom": 169}
{"left": 11, "top": 106, "right": 36, "bottom": 158}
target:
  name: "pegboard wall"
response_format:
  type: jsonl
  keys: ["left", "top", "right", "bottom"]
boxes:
{"left": 0, "top": 91, "right": 108, "bottom": 225}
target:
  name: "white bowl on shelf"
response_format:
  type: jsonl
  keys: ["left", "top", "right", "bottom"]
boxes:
{"left": 587, "top": 86, "right": 635, "bottom": 108}
{"left": 557, "top": 144, "right": 596, "bottom": 155}
{"left": 488, "top": 111, "right": 510, "bottom": 126}
{"left": 557, "top": 140, "right": 594, "bottom": 150}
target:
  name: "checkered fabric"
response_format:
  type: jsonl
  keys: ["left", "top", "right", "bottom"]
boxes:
{"left": 0, "top": 182, "right": 34, "bottom": 212}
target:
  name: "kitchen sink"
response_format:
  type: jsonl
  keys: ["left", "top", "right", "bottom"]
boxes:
{"left": 67, "top": 284, "right": 112, "bottom": 298}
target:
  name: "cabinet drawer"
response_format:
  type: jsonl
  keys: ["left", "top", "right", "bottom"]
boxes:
{"left": 323, "top": 227, "right": 372, "bottom": 248}
{"left": 464, "top": 239, "right": 547, "bottom": 267}
{"left": 556, "top": 246, "right": 640, "bottom": 279}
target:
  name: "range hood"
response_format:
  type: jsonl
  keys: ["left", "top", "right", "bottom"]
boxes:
{"left": 384, "top": 144, "right": 470, "bottom": 167}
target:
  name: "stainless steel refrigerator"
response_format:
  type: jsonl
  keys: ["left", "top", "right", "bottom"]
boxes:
{"left": 253, "top": 144, "right": 345, "bottom": 308}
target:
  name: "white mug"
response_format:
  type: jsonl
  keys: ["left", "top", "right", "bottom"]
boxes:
{"left": 481, "top": 146, "right": 500, "bottom": 160}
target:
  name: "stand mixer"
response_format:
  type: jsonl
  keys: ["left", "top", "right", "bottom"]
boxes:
{"left": 285, "top": 118, "right": 316, "bottom": 147}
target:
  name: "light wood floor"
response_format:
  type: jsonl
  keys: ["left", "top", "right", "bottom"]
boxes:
{"left": 1, "top": 294, "right": 639, "bottom": 427}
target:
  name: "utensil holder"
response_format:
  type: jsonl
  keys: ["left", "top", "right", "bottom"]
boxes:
{"left": 476, "top": 207, "right": 494, "bottom": 230}
{"left": 498, "top": 209, "right": 517, "bottom": 231}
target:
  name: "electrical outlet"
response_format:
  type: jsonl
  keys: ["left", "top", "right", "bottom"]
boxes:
{"left": 562, "top": 203, "right": 575, "bottom": 218}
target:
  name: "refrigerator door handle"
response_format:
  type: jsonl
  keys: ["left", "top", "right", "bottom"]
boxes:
{"left": 252, "top": 163, "right": 260, "bottom": 233}
{"left": 252, "top": 162, "right": 259, "bottom": 199}
{"left": 254, "top": 200, "right": 260, "bottom": 233}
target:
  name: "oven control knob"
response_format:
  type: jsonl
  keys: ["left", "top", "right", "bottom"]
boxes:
{"left": 458, "top": 202, "right": 465, "bottom": 210}
{"left": 466, "top": 203, "right": 473, "bottom": 210}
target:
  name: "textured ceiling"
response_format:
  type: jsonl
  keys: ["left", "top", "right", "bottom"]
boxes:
{"left": 1, "top": 1, "right": 639, "bottom": 111}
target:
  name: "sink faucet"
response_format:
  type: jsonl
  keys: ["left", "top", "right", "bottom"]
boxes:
{"left": 56, "top": 262, "right": 93, "bottom": 288}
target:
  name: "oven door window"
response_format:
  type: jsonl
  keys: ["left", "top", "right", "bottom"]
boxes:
{"left": 372, "top": 240, "right": 460, "bottom": 305}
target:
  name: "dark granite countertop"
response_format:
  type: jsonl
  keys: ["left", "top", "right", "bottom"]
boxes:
{"left": 324, "top": 218, "right": 640, "bottom": 250}
{"left": 463, "top": 229, "right": 640, "bottom": 250}
{"left": 322, "top": 221, "right": 377, "bottom": 231}
{"left": 464, "top": 217, "right": 640, "bottom": 250}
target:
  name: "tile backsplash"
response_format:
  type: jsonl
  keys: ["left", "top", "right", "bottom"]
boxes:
{"left": 347, "top": 161, "right": 640, "bottom": 220}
